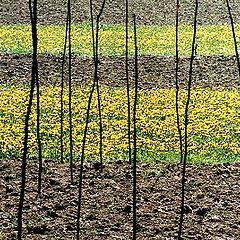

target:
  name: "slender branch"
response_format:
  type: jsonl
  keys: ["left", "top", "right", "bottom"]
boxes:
{"left": 29, "top": 0, "right": 41, "bottom": 197}
{"left": 76, "top": 1, "right": 106, "bottom": 238}
{"left": 89, "top": 0, "right": 105, "bottom": 171}
{"left": 36, "top": 36, "right": 42, "bottom": 196}
{"left": 60, "top": 9, "right": 69, "bottom": 163}
{"left": 132, "top": 13, "right": 138, "bottom": 240}
{"left": 175, "top": 0, "right": 183, "bottom": 164}
{"left": 95, "top": 0, "right": 106, "bottom": 171}
{"left": 90, "top": 0, "right": 96, "bottom": 61}
{"left": 98, "top": 0, "right": 106, "bottom": 18}
{"left": 17, "top": 0, "right": 37, "bottom": 238}
{"left": 126, "top": 0, "right": 132, "bottom": 164}
{"left": 95, "top": 14, "right": 103, "bottom": 171}
{"left": 226, "top": 0, "right": 240, "bottom": 79}
{"left": 76, "top": 82, "right": 96, "bottom": 240}
{"left": 67, "top": 0, "right": 74, "bottom": 184}
{"left": 177, "top": 0, "right": 198, "bottom": 239}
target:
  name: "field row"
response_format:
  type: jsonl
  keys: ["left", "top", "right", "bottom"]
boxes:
{"left": 0, "top": 24, "right": 240, "bottom": 56}
{"left": 0, "top": 85, "right": 239, "bottom": 163}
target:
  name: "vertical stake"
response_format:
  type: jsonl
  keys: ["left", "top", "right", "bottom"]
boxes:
{"left": 17, "top": 0, "right": 38, "bottom": 238}
{"left": 177, "top": 0, "right": 198, "bottom": 239}
{"left": 132, "top": 13, "right": 138, "bottom": 240}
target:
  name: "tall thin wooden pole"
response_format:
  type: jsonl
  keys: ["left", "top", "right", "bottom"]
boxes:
{"left": 17, "top": 0, "right": 38, "bottom": 238}
{"left": 67, "top": 0, "right": 74, "bottom": 184}
{"left": 95, "top": 12, "right": 104, "bottom": 171}
{"left": 76, "top": 1, "right": 106, "bottom": 238}
{"left": 76, "top": 82, "right": 96, "bottom": 240}
{"left": 60, "top": 8, "right": 69, "bottom": 163}
{"left": 36, "top": 38, "right": 42, "bottom": 196}
{"left": 226, "top": 0, "right": 240, "bottom": 79}
{"left": 90, "top": 0, "right": 96, "bottom": 61}
{"left": 35, "top": 0, "right": 42, "bottom": 196}
{"left": 132, "top": 13, "right": 138, "bottom": 240}
{"left": 177, "top": 0, "right": 198, "bottom": 239}
{"left": 126, "top": 0, "right": 132, "bottom": 164}
{"left": 175, "top": 0, "right": 183, "bottom": 164}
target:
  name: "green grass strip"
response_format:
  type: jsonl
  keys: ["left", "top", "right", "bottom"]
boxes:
{"left": 0, "top": 23, "right": 240, "bottom": 56}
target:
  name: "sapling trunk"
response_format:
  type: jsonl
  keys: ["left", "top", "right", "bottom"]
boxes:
{"left": 36, "top": 43, "right": 42, "bottom": 196}
{"left": 226, "top": 0, "right": 240, "bottom": 79}
{"left": 126, "top": 0, "right": 132, "bottom": 164}
{"left": 67, "top": 0, "right": 74, "bottom": 184}
{"left": 95, "top": 13, "right": 104, "bottom": 171}
{"left": 177, "top": 0, "right": 198, "bottom": 239}
{"left": 17, "top": 0, "right": 38, "bottom": 238}
{"left": 76, "top": 1, "right": 106, "bottom": 238}
{"left": 132, "top": 13, "right": 138, "bottom": 240}
{"left": 60, "top": 8, "right": 69, "bottom": 163}
{"left": 175, "top": 0, "right": 183, "bottom": 164}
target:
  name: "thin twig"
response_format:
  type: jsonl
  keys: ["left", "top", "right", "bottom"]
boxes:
{"left": 175, "top": 0, "right": 183, "bottom": 164}
{"left": 34, "top": 0, "right": 42, "bottom": 197}
{"left": 226, "top": 0, "right": 240, "bottom": 79}
{"left": 60, "top": 7, "right": 69, "bottom": 163}
{"left": 76, "top": 1, "right": 106, "bottom": 238}
{"left": 36, "top": 37, "right": 42, "bottom": 196}
{"left": 67, "top": 0, "right": 74, "bottom": 184}
{"left": 90, "top": 0, "right": 96, "bottom": 60}
{"left": 96, "top": 0, "right": 106, "bottom": 171}
{"left": 132, "top": 13, "right": 138, "bottom": 240}
{"left": 177, "top": 0, "right": 198, "bottom": 239}
{"left": 76, "top": 82, "right": 96, "bottom": 240}
{"left": 126, "top": 0, "right": 132, "bottom": 164}
{"left": 17, "top": 0, "right": 37, "bottom": 238}
{"left": 95, "top": 13, "right": 104, "bottom": 171}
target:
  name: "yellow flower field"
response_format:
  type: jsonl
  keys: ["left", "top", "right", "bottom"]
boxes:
{"left": 0, "top": 24, "right": 239, "bottom": 56}
{"left": 0, "top": 84, "right": 239, "bottom": 163}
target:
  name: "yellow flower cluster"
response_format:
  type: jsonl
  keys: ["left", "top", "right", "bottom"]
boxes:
{"left": 0, "top": 24, "right": 240, "bottom": 56}
{"left": 0, "top": 85, "right": 239, "bottom": 163}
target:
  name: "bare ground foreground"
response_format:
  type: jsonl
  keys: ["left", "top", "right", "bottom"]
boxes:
{"left": 0, "top": 159, "right": 240, "bottom": 239}
{"left": 1, "top": 0, "right": 240, "bottom": 239}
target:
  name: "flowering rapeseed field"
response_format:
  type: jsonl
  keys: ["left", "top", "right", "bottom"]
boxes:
{"left": 0, "top": 24, "right": 240, "bottom": 56}
{"left": 0, "top": 85, "right": 239, "bottom": 163}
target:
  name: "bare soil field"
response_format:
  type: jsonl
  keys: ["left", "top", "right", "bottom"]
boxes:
{"left": 0, "top": 1, "right": 240, "bottom": 239}
{"left": 0, "top": 54, "right": 239, "bottom": 89}
{"left": 1, "top": 0, "right": 240, "bottom": 89}
{"left": 0, "top": 159, "right": 240, "bottom": 239}
{"left": 0, "top": 0, "right": 240, "bottom": 25}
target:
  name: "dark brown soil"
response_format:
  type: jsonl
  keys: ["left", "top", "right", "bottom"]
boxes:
{"left": 1, "top": 0, "right": 240, "bottom": 26}
{"left": 1, "top": 54, "right": 239, "bottom": 89}
{"left": 0, "top": 159, "right": 239, "bottom": 239}
{"left": 1, "top": 1, "right": 240, "bottom": 239}
{"left": 1, "top": 0, "right": 240, "bottom": 90}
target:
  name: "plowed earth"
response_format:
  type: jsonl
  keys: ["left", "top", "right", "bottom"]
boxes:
{"left": 1, "top": 0, "right": 240, "bottom": 89}
{"left": 1, "top": 0, "right": 240, "bottom": 25}
{"left": 0, "top": 159, "right": 240, "bottom": 239}
{"left": 1, "top": 0, "right": 240, "bottom": 239}
{"left": 1, "top": 54, "right": 239, "bottom": 89}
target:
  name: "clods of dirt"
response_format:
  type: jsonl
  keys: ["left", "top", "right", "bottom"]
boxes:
{"left": 0, "top": 158, "right": 239, "bottom": 239}
{"left": 1, "top": 54, "right": 239, "bottom": 89}
{"left": 1, "top": 0, "right": 240, "bottom": 26}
